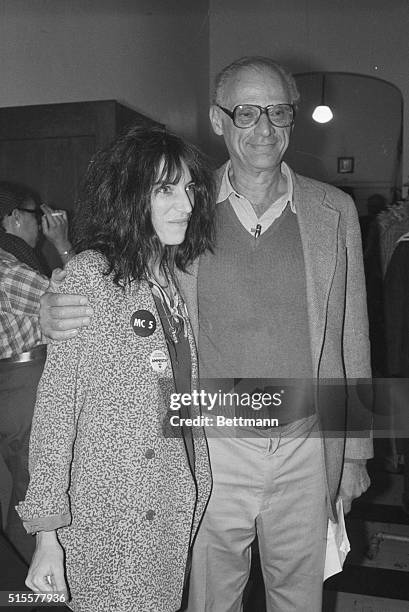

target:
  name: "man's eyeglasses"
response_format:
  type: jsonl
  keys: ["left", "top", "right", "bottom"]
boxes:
{"left": 217, "top": 103, "right": 295, "bottom": 129}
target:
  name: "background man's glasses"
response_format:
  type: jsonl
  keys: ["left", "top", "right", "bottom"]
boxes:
{"left": 217, "top": 103, "right": 295, "bottom": 128}
{"left": 16, "top": 208, "right": 42, "bottom": 220}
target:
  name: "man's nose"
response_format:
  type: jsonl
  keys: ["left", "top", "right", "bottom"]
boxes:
{"left": 254, "top": 111, "right": 274, "bottom": 136}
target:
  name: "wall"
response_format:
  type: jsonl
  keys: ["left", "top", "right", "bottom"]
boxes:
{"left": 1, "top": 1, "right": 408, "bottom": 185}
{"left": 285, "top": 73, "right": 402, "bottom": 213}
{"left": 209, "top": 0, "right": 409, "bottom": 196}
{"left": 0, "top": 0, "right": 210, "bottom": 146}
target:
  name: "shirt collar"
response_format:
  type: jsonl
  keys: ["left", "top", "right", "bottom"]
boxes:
{"left": 217, "top": 160, "right": 295, "bottom": 213}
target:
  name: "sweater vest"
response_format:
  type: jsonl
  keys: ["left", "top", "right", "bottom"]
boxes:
{"left": 198, "top": 200, "right": 313, "bottom": 381}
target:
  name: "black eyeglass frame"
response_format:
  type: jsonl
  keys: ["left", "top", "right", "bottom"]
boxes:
{"left": 216, "top": 103, "right": 296, "bottom": 128}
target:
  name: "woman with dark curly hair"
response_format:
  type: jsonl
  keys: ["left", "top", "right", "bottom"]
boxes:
{"left": 17, "top": 125, "right": 215, "bottom": 612}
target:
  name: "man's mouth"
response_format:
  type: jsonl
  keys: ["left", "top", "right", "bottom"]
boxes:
{"left": 249, "top": 141, "right": 277, "bottom": 148}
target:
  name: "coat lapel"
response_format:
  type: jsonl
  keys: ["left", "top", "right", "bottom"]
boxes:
{"left": 292, "top": 172, "right": 340, "bottom": 376}
{"left": 176, "top": 260, "right": 200, "bottom": 343}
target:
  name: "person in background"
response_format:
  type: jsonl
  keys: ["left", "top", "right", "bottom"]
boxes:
{"left": 17, "top": 125, "right": 214, "bottom": 611}
{"left": 384, "top": 236, "right": 409, "bottom": 514}
{"left": 0, "top": 181, "right": 73, "bottom": 562}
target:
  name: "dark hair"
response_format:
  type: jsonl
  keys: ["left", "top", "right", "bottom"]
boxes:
{"left": 74, "top": 124, "right": 215, "bottom": 286}
{"left": 213, "top": 56, "right": 300, "bottom": 107}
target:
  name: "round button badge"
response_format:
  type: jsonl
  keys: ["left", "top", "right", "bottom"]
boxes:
{"left": 149, "top": 349, "right": 169, "bottom": 374}
{"left": 130, "top": 310, "right": 156, "bottom": 337}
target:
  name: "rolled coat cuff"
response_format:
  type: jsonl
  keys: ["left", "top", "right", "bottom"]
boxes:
{"left": 19, "top": 512, "right": 71, "bottom": 534}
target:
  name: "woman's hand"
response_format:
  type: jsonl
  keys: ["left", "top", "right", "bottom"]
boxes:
{"left": 26, "top": 531, "right": 70, "bottom": 602}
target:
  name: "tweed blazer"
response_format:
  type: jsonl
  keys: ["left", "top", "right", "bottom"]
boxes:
{"left": 176, "top": 164, "right": 373, "bottom": 520}
{"left": 18, "top": 250, "right": 212, "bottom": 612}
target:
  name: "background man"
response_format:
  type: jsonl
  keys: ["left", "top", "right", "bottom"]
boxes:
{"left": 40, "top": 57, "right": 372, "bottom": 611}
{"left": 0, "top": 182, "right": 73, "bottom": 561}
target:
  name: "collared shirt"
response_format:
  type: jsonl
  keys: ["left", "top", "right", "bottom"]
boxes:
{"left": 217, "top": 160, "right": 296, "bottom": 236}
{"left": 0, "top": 248, "right": 48, "bottom": 358}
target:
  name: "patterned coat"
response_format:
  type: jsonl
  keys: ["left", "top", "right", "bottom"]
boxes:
{"left": 18, "top": 250, "right": 212, "bottom": 612}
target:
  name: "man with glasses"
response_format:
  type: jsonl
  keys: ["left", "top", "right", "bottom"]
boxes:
{"left": 39, "top": 57, "right": 371, "bottom": 611}
{"left": 0, "top": 182, "right": 74, "bottom": 562}
{"left": 181, "top": 56, "right": 372, "bottom": 611}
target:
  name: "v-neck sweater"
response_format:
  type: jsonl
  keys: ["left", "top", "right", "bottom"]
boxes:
{"left": 198, "top": 200, "right": 313, "bottom": 381}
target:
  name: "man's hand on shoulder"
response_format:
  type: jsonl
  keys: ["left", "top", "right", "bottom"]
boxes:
{"left": 40, "top": 268, "right": 93, "bottom": 340}
{"left": 339, "top": 460, "right": 371, "bottom": 515}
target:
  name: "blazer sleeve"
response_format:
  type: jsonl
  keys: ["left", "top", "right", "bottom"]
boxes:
{"left": 342, "top": 198, "right": 373, "bottom": 460}
{"left": 16, "top": 253, "right": 98, "bottom": 533}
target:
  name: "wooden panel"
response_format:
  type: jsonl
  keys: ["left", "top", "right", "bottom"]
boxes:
{"left": 115, "top": 101, "right": 162, "bottom": 136}
{"left": 0, "top": 101, "right": 117, "bottom": 144}
{"left": 0, "top": 136, "right": 95, "bottom": 211}
{"left": 0, "top": 100, "right": 155, "bottom": 269}
{"left": 0, "top": 135, "right": 96, "bottom": 270}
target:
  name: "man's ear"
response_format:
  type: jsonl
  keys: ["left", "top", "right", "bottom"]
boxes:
{"left": 3, "top": 209, "right": 20, "bottom": 231}
{"left": 209, "top": 105, "right": 224, "bottom": 136}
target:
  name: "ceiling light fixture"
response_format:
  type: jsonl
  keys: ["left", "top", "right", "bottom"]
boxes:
{"left": 312, "top": 74, "right": 333, "bottom": 124}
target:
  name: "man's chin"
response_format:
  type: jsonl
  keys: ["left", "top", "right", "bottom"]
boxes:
{"left": 246, "top": 155, "right": 282, "bottom": 171}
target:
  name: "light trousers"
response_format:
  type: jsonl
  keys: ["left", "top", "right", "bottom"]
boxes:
{"left": 187, "top": 416, "right": 327, "bottom": 612}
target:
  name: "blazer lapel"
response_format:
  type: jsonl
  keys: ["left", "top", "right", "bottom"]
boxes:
{"left": 293, "top": 172, "right": 340, "bottom": 376}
